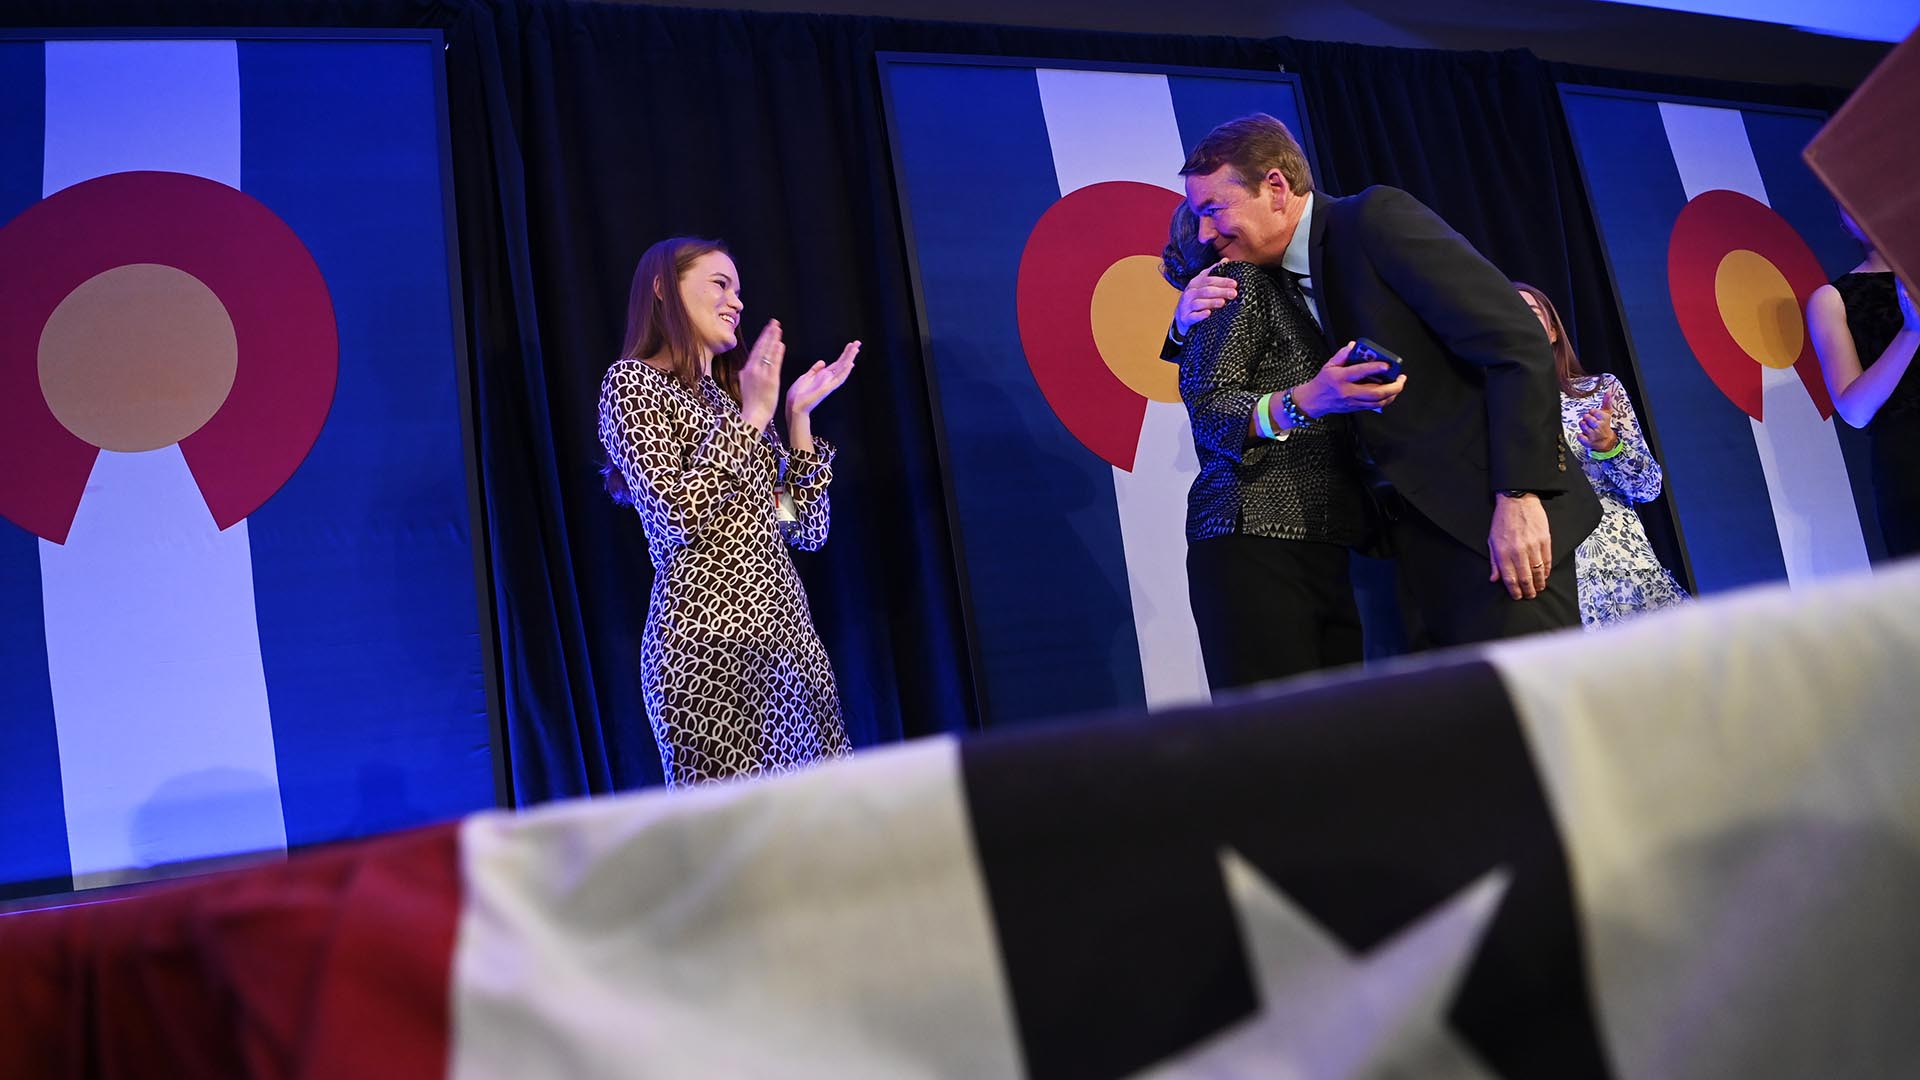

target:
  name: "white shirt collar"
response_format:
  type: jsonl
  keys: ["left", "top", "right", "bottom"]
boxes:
{"left": 1281, "top": 191, "right": 1314, "bottom": 281}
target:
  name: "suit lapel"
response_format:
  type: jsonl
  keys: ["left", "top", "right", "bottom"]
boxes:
{"left": 1307, "top": 190, "right": 1335, "bottom": 340}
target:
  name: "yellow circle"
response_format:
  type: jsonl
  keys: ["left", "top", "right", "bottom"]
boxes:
{"left": 1714, "top": 249, "right": 1804, "bottom": 370}
{"left": 1091, "top": 255, "right": 1182, "bottom": 404}
{"left": 39, "top": 264, "right": 239, "bottom": 452}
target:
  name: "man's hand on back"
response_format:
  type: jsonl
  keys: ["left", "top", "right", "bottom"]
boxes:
{"left": 1174, "top": 260, "right": 1240, "bottom": 338}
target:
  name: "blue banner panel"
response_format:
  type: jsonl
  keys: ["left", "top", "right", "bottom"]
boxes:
{"left": 1165, "top": 75, "right": 1313, "bottom": 177}
{"left": 881, "top": 56, "right": 1319, "bottom": 726}
{"left": 884, "top": 59, "right": 1141, "bottom": 726}
{"left": 0, "top": 33, "right": 492, "bottom": 899}
{"left": 1560, "top": 86, "right": 1874, "bottom": 593}
{"left": 240, "top": 40, "right": 493, "bottom": 848}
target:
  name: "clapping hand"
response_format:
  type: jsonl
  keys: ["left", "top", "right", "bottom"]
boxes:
{"left": 738, "top": 319, "right": 786, "bottom": 430}
{"left": 786, "top": 340, "right": 860, "bottom": 416}
{"left": 1577, "top": 389, "right": 1619, "bottom": 453}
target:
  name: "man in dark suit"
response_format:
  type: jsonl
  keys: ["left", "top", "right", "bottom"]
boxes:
{"left": 1169, "top": 113, "right": 1600, "bottom": 645}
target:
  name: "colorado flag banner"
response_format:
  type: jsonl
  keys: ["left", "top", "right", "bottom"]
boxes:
{"left": 879, "top": 54, "right": 1322, "bottom": 726}
{"left": 0, "top": 32, "right": 495, "bottom": 899}
{"left": 1560, "top": 85, "right": 1884, "bottom": 594}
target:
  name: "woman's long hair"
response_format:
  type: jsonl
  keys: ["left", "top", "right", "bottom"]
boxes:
{"left": 620, "top": 236, "right": 742, "bottom": 397}
{"left": 604, "top": 236, "right": 742, "bottom": 505}
{"left": 1514, "top": 281, "right": 1597, "bottom": 398}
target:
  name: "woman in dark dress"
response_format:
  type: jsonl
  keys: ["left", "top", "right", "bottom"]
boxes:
{"left": 598, "top": 237, "right": 859, "bottom": 785}
{"left": 1808, "top": 211, "right": 1920, "bottom": 558}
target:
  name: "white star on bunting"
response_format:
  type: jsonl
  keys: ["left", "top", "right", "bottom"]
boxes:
{"left": 1136, "top": 850, "right": 1510, "bottom": 1079}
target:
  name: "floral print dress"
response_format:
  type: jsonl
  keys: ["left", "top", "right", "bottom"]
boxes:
{"left": 1562, "top": 373, "right": 1689, "bottom": 627}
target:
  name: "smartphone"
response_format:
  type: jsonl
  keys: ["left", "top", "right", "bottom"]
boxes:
{"left": 1344, "top": 338, "right": 1403, "bottom": 384}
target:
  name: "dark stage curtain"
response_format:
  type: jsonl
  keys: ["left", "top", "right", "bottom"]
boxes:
{"left": 0, "top": 1, "right": 1846, "bottom": 803}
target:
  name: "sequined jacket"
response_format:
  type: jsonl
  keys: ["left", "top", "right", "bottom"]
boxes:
{"left": 1178, "top": 262, "right": 1369, "bottom": 546}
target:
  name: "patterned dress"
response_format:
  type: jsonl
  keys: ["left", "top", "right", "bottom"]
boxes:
{"left": 1562, "top": 373, "right": 1689, "bottom": 627}
{"left": 598, "top": 359, "right": 849, "bottom": 786}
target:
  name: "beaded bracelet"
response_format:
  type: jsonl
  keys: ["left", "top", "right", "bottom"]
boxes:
{"left": 1281, "top": 388, "right": 1314, "bottom": 429}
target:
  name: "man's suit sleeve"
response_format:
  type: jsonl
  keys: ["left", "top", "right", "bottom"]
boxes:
{"left": 1352, "top": 188, "right": 1568, "bottom": 495}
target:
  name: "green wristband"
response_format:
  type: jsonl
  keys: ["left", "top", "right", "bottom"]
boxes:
{"left": 1588, "top": 439, "right": 1627, "bottom": 461}
{"left": 1254, "top": 392, "right": 1278, "bottom": 439}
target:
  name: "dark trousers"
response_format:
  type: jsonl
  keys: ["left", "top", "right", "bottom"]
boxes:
{"left": 1186, "top": 534, "right": 1362, "bottom": 691}
{"left": 1392, "top": 501, "right": 1580, "bottom": 647}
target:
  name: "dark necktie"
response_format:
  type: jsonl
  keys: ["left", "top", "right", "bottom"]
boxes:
{"left": 1275, "top": 268, "right": 1330, "bottom": 357}
{"left": 1288, "top": 271, "right": 1319, "bottom": 323}
{"left": 1282, "top": 269, "right": 1383, "bottom": 475}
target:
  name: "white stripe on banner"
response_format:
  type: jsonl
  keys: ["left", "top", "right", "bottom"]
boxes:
{"left": 1490, "top": 563, "right": 1920, "bottom": 1078}
{"left": 1036, "top": 68, "right": 1211, "bottom": 710}
{"left": 1033, "top": 69, "right": 1186, "bottom": 196}
{"left": 42, "top": 449, "right": 286, "bottom": 888}
{"left": 1659, "top": 102, "right": 1869, "bottom": 584}
{"left": 1122, "top": 403, "right": 1211, "bottom": 707}
{"left": 39, "top": 40, "right": 285, "bottom": 889}
{"left": 451, "top": 738, "right": 1023, "bottom": 1079}
{"left": 1657, "top": 102, "right": 1766, "bottom": 200}
{"left": 44, "top": 40, "right": 242, "bottom": 194}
